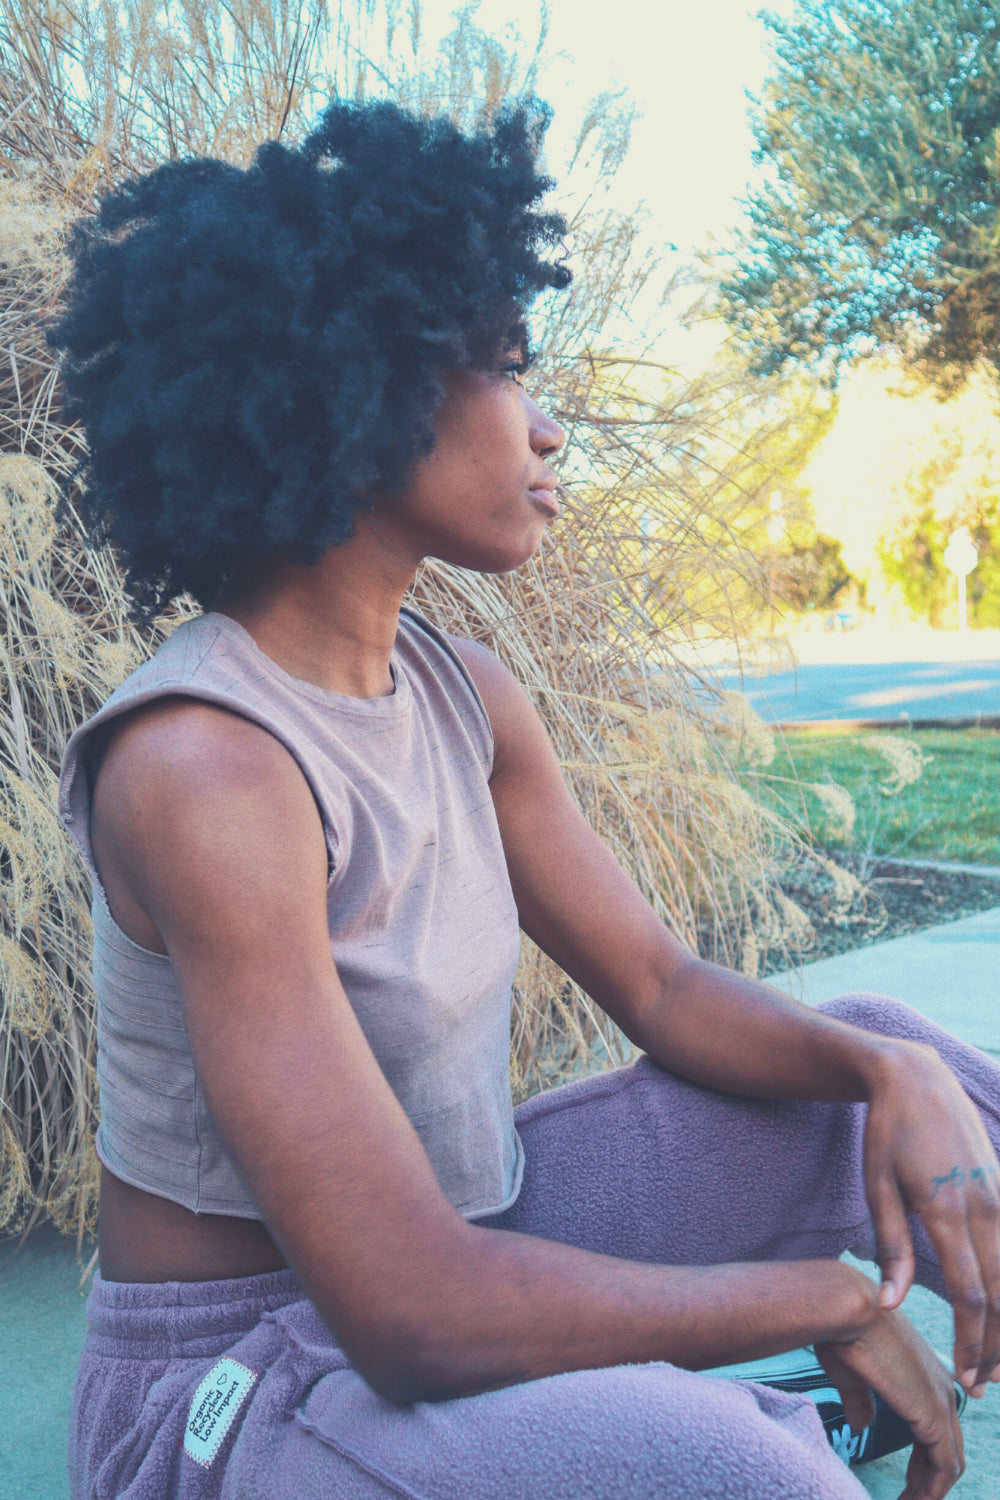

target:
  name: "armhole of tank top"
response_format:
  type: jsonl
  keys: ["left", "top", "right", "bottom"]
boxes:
{"left": 398, "top": 606, "right": 495, "bottom": 775}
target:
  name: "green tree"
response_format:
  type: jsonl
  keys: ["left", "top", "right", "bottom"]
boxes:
{"left": 876, "top": 433, "right": 1000, "bottom": 623}
{"left": 722, "top": 0, "right": 1000, "bottom": 386}
{"left": 881, "top": 506, "right": 1000, "bottom": 624}
{"left": 878, "top": 504, "right": 952, "bottom": 624}
{"left": 774, "top": 533, "right": 860, "bottom": 613}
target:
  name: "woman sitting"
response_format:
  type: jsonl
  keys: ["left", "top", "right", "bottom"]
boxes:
{"left": 53, "top": 98, "right": 999, "bottom": 1500}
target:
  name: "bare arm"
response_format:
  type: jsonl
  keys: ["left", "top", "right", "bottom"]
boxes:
{"left": 456, "top": 638, "right": 1000, "bottom": 1399}
{"left": 92, "top": 698, "right": 885, "bottom": 1406}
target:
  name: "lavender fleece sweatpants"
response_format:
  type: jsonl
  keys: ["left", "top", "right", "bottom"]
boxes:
{"left": 68, "top": 995, "right": 1000, "bottom": 1500}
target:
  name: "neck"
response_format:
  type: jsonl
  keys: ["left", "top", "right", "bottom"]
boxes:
{"left": 214, "top": 516, "right": 418, "bottom": 699}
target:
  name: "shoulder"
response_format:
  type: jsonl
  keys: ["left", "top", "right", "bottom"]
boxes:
{"left": 445, "top": 635, "right": 511, "bottom": 693}
{"left": 443, "top": 635, "right": 554, "bottom": 785}
{"left": 63, "top": 612, "right": 259, "bottom": 803}
{"left": 98, "top": 696, "right": 299, "bottom": 798}
{"left": 94, "top": 697, "right": 323, "bottom": 864}
{"left": 396, "top": 610, "right": 502, "bottom": 772}
{"left": 444, "top": 634, "right": 526, "bottom": 719}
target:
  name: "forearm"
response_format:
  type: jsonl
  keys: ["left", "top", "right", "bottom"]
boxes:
{"left": 365, "top": 1226, "right": 880, "bottom": 1402}
{"left": 616, "top": 954, "right": 908, "bottom": 1104}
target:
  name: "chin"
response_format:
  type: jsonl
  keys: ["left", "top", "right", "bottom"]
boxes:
{"left": 481, "top": 550, "right": 542, "bottom": 575}
{"left": 437, "top": 533, "right": 545, "bottom": 574}
{"left": 475, "top": 558, "right": 531, "bottom": 576}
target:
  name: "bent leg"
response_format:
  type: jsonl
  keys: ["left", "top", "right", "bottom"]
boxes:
{"left": 234, "top": 1354, "right": 868, "bottom": 1500}
{"left": 488, "top": 1017, "right": 873, "bottom": 1266}
{"left": 72, "top": 1275, "right": 867, "bottom": 1500}
{"left": 488, "top": 993, "right": 1000, "bottom": 1297}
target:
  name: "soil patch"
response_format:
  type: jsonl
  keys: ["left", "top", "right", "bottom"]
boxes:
{"left": 763, "top": 859, "right": 1000, "bottom": 976}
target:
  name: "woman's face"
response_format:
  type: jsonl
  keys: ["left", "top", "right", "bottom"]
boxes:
{"left": 372, "top": 365, "right": 565, "bottom": 574}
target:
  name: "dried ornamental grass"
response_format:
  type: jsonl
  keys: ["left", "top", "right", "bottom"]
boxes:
{"left": 806, "top": 781, "right": 858, "bottom": 844}
{"left": 862, "top": 734, "right": 929, "bottom": 797}
{"left": 0, "top": 0, "right": 833, "bottom": 1234}
{"left": 0, "top": 455, "right": 155, "bottom": 1242}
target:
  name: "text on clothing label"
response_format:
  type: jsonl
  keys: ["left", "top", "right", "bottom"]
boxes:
{"left": 183, "top": 1357, "right": 258, "bottom": 1468}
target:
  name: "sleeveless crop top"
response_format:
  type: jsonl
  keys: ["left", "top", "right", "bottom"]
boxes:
{"left": 58, "top": 608, "right": 524, "bottom": 1220}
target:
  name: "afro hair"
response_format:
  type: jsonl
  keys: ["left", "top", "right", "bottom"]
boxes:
{"left": 49, "top": 99, "right": 571, "bottom": 617}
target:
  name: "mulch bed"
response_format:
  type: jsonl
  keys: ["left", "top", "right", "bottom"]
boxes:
{"left": 763, "top": 858, "right": 1000, "bottom": 976}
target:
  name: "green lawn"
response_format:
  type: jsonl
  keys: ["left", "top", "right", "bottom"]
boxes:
{"left": 747, "top": 728, "right": 1000, "bottom": 865}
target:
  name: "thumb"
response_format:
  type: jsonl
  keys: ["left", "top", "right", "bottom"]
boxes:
{"left": 870, "top": 1174, "right": 916, "bottom": 1309}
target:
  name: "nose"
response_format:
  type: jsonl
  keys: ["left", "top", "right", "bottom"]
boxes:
{"left": 527, "top": 393, "right": 565, "bottom": 460}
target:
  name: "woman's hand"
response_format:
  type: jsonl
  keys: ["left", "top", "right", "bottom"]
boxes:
{"left": 863, "top": 1040, "right": 1000, "bottom": 1396}
{"left": 816, "top": 1308, "right": 964, "bottom": 1500}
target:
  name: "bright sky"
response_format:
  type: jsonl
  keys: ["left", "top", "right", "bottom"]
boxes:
{"left": 417, "top": 0, "right": 796, "bottom": 261}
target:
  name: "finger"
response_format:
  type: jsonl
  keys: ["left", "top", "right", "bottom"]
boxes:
{"left": 911, "top": 1404, "right": 965, "bottom": 1500}
{"left": 901, "top": 1421, "right": 964, "bottom": 1500}
{"left": 928, "top": 1222, "right": 989, "bottom": 1391}
{"left": 868, "top": 1171, "right": 916, "bottom": 1309}
{"left": 841, "top": 1382, "right": 876, "bottom": 1437}
{"left": 935, "top": 1370, "right": 966, "bottom": 1485}
{"left": 901, "top": 1446, "right": 962, "bottom": 1500}
{"left": 900, "top": 1361, "right": 963, "bottom": 1500}
{"left": 915, "top": 1171, "right": 994, "bottom": 1388}
{"left": 966, "top": 1181, "right": 1000, "bottom": 1387}
{"left": 817, "top": 1346, "right": 876, "bottom": 1434}
{"left": 950, "top": 1384, "right": 966, "bottom": 1477}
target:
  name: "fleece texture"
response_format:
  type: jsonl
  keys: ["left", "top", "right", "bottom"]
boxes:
{"left": 69, "top": 994, "right": 1000, "bottom": 1499}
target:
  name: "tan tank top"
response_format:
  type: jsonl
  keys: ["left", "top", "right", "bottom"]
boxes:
{"left": 58, "top": 608, "right": 524, "bottom": 1220}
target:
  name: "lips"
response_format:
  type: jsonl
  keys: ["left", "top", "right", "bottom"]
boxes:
{"left": 529, "top": 487, "right": 559, "bottom": 518}
{"left": 528, "top": 478, "right": 560, "bottom": 518}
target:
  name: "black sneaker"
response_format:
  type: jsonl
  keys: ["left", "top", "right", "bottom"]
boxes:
{"left": 706, "top": 1347, "right": 967, "bottom": 1466}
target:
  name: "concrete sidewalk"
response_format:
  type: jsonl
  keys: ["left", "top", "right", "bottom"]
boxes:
{"left": 0, "top": 1223, "right": 90, "bottom": 1500}
{"left": 770, "top": 904, "right": 1000, "bottom": 1055}
{"left": 2, "top": 908, "right": 998, "bottom": 1500}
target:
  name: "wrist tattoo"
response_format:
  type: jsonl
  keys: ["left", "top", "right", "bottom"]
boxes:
{"left": 930, "top": 1164, "right": 999, "bottom": 1198}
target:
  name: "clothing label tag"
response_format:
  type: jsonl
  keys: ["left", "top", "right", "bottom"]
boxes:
{"left": 183, "top": 1357, "right": 258, "bottom": 1468}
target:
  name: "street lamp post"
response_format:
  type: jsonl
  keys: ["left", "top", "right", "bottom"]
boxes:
{"left": 943, "top": 527, "right": 978, "bottom": 630}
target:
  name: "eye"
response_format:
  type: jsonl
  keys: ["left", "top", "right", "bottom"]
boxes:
{"left": 496, "top": 343, "right": 533, "bottom": 385}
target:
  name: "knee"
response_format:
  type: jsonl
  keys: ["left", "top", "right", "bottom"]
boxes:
{"left": 817, "top": 992, "right": 933, "bottom": 1044}
{"left": 629, "top": 1373, "right": 863, "bottom": 1500}
{"left": 497, "top": 1366, "right": 864, "bottom": 1500}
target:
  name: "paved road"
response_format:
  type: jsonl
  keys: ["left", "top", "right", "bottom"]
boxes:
{"left": 720, "top": 658, "right": 1000, "bottom": 722}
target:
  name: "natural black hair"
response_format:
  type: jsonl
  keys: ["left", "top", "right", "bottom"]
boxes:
{"left": 49, "top": 99, "right": 570, "bottom": 617}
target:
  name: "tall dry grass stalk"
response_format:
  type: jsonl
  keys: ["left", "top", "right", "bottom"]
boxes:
{"left": 0, "top": 0, "right": 845, "bottom": 1237}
